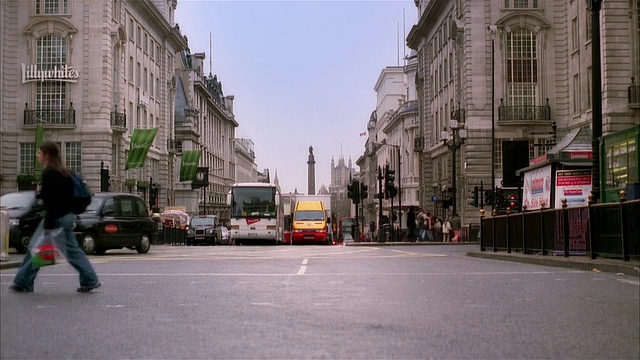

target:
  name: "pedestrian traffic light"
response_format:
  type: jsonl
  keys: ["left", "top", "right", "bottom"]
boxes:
{"left": 384, "top": 165, "right": 397, "bottom": 198}
{"left": 149, "top": 183, "right": 158, "bottom": 208}
{"left": 100, "top": 168, "right": 110, "bottom": 192}
{"left": 360, "top": 183, "right": 368, "bottom": 200}
{"left": 507, "top": 194, "right": 517, "bottom": 209}
{"left": 347, "top": 183, "right": 354, "bottom": 200}
{"left": 484, "top": 190, "right": 493, "bottom": 205}
{"left": 468, "top": 186, "right": 479, "bottom": 207}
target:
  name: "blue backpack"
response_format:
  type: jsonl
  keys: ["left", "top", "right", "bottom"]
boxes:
{"left": 70, "top": 172, "right": 92, "bottom": 214}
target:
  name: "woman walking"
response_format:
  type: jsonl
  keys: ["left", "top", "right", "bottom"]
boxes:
{"left": 11, "top": 141, "right": 101, "bottom": 293}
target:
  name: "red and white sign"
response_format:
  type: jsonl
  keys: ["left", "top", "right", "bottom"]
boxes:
{"left": 104, "top": 224, "right": 118, "bottom": 233}
{"left": 554, "top": 170, "right": 592, "bottom": 208}
{"left": 568, "top": 151, "right": 592, "bottom": 160}
{"left": 246, "top": 218, "right": 260, "bottom": 225}
{"left": 523, "top": 165, "right": 552, "bottom": 210}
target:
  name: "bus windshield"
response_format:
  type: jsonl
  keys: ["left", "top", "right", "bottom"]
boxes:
{"left": 231, "top": 187, "right": 276, "bottom": 218}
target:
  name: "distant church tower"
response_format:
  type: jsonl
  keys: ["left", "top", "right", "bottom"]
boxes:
{"left": 307, "top": 146, "right": 316, "bottom": 195}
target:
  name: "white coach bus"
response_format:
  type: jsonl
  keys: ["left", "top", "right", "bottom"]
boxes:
{"left": 227, "top": 182, "right": 284, "bottom": 245}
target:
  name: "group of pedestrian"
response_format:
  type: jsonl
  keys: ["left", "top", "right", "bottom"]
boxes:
{"left": 405, "top": 206, "right": 461, "bottom": 242}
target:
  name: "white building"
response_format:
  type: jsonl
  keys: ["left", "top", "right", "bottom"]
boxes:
{"left": 235, "top": 138, "right": 257, "bottom": 183}
{"left": 0, "top": 0, "right": 187, "bottom": 208}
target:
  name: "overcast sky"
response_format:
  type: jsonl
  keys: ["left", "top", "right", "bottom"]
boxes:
{"left": 175, "top": 0, "right": 417, "bottom": 194}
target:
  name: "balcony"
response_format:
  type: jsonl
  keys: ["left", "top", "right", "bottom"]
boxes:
{"left": 110, "top": 106, "right": 127, "bottom": 132}
{"left": 167, "top": 138, "right": 181, "bottom": 154}
{"left": 498, "top": 98, "right": 551, "bottom": 123}
{"left": 628, "top": 78, "right": 640, "bottom": 108}
{"left": 24, "top": 102, "right": 75, "bottom": 126}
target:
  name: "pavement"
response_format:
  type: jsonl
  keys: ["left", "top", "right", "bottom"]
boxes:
{"left": 2, "top": 242, "right": 639, "bottom": 277}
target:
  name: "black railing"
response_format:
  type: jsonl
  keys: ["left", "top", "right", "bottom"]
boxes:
{"left": 498, "top": 98, "right": 551, "bottom": 122}
{"left": 24, "top": 102, "right": 75, "bottom": 125}
{"left": 110, "top": 107, "right": 126, "bottom": 128}
{"left": 480, "top": 198, "right": 640, "bottom": 261}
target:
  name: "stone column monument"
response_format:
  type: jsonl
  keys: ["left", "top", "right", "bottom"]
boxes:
{"left": 307, "top": 146, "right": 316, "bottom": 195}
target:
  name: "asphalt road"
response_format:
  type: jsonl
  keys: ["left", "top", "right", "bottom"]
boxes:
{"left": 1, "top": 244, "right": 638, "bottom": 359}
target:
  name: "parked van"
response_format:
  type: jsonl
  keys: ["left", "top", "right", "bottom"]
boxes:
{"left": 291, "top": 200, "right": 330, "bottom": 244}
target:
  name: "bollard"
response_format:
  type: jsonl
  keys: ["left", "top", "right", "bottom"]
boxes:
{"left": 562, "top": 198, "right": 570, "bottom": 258}
{"left": 0, "top": 208, "right": 9, "bottom": 261}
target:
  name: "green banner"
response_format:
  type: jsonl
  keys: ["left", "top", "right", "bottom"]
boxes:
{"left": 180, "top": 150, "right": 202, "bottom": 182}
{"left": 34, "top": 124, "right": 45, "bottom": 181}
{"left": 125, "top": 128, "right": 158, "bottom": 170}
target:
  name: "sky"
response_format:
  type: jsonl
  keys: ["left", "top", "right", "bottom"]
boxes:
{"left": 175, "top": 0, "right": 417, "bottom": 194}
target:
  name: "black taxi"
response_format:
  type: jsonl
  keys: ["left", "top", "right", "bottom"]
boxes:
{"left": 186, "top": 214, "right": 224, "bottom": 245}
{"left": 73, "top": 192, "right": 157, "bottom": 254}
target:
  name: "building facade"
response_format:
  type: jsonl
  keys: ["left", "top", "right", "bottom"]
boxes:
{"left": 329, "top": 155, "right": 356, "bottom": 221}
{"left": 0, "top": 0, "right": 187, "bottom": 208}
{"left": 234, "top": 138, "right": 257, "bottom": 183}
{"left": 407, "top": 0, "right": 640, "bottom": 228}
{"left": 174, "top": 48, "right": 237, "bottom": 220}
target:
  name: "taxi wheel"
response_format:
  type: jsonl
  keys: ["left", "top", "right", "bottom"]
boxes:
{"left": 136, "top": 233, "right": 151, "bottom": 254}
{"left": 15, "top": 235, "right": 31, "bottom": 254}
{"left": 81, "top": 233, "right": 97, "bottom": 255}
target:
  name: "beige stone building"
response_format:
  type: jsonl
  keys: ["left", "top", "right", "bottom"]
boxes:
{"left": 407, "top": 0, "right": 640, "bottom": 227}
{"left": 0, "top": 0, "right": 187, "bottom": 208}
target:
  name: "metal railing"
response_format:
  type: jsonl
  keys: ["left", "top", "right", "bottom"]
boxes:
{"left": 110, "top": 108, "right": 126, "bottom": 128}
{"left": 480, "top": 195, "right": 640, "bottom": 261}
{"left": 498, "top": 98, "right": 551, "bottom": 122}
{"left": 24, "top": 103, "right": 75, "bottom": 125}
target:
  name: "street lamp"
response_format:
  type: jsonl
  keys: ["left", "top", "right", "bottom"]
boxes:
{"left": 440, "top": 118, "right": 467, "bottom": 215}
{"left": 587, "top": 0, "right": 603, "bottom": 202}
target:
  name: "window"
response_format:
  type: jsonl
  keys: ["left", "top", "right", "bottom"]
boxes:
{"left": 20, "top": 143, "right": 35, "bottom": 174}
{"left": 136, "top": 61, "right": 140, "bottom": 87}
{"left": 129, "top": 18, "right": 134, "bottom": 40}
{"left": 35, "top": 0, "right": 68, "bottom": 14}
{"left": 530, "top": 138, "right": 555, "bottom": 159}
{"left": 506, "top": 28, "right": 539, "bottom": 107}
{"left": 119, "top": 197, "right": 136, "bottom": 216}
{"left": 143, "top": 68, "right": 147, "bottom": 93}
{"left": 495, "top": 141, "right": 502, "bottom": 173}
{"left": 150, "top": 72, "right": 154, "bottom": 97}
{"left": 36, "top": 34, "right": 68, "bottom": 124}
{"left": 572, "top": 18, "right": 579, "bottom": 51}
{"left": 129, "top": 56, "right": 133, "bottom": 82}
{"left": 505, "top": 0, "right": 538, "bottom": 8}
{"left": 65, "top": 142, "right": 81, "bottom": 173}
{"left": 136, "top": 26, "right": 141, "bottom": 45}
{"left": 573, "top": 74, "right": 580, "bottom": 114}
{"left": 144, "top": 33, "right": 148, "bottom": 53}
{"left": 586, "top": 67, "right": 592, "bottom": 109}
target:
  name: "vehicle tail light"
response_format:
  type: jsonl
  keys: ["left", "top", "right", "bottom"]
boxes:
{"left": 267, "top": 225, "right": 276, "bottom": 230}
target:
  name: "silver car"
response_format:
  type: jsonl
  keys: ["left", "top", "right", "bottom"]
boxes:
{"left": 219, "top": 226, "right": 231, "bottom": 245}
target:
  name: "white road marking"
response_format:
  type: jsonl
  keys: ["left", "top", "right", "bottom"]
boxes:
{"left": 302, "top": 259, "right": 308, "bottom": 265}
{"left": 178, "top": 303, "right": 199, "bottom": 306}
{"left": 251, "top": 303, "right": 271, "bottom": 306}
{"left": 297, "top": 266, "right": 307, "bottom": 275}
{"left": 42, "top": 282, "right": 58, "bottom": 285}
{"left": 105, "top": 305, "right": 125, "bottom": 308}
{"left": 616, "top": 279, "right": 640, "bottom": 286}
{"left": 141, "top": 281, "right": 155, "bottom": 284}
{"left": 314, "top": 303, "right": 331, "bottom": 306}
{"left": 555, "top": 278, "right": 568, "bottom": 281}
{"left": 37, "top": 305, "right": 57, "bottom": 309}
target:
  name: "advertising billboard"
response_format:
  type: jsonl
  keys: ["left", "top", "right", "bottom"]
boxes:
{"left": 522, "top": 165, "right": 552, "bottom": 210}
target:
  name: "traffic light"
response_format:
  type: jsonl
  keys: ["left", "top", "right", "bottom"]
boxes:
{"left": 149, "top": 183, "right": 158, "bottom": 208}
{"left": 360, "top": 183, "right": 368, "bottom": 200}
{"left": 507, "top": 194, "right": 517, "bottom": 209}
{"left": 384, "top": 165, "right": 397, "bottom": 198}
{"left": 468, "top": 186, "right": 479, "bottom": 207}
{"left": 347, "top": 183, "right": 354, "bottom": 200}
{"left": 100, "top": 168, "right": 110, "bottom": 192}
{"left": 347, "top": 180, "right": 360, "bottom": 203}
{"left": 484, "top": 190, "right": 493, "bottom": 206}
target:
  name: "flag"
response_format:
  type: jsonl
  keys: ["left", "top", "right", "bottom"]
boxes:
{"left": 179, "top": 150, "right": 202, "bottom": 182}
{"left": 34, "top": 124, "right": 45, "bottom": 181}
{"left": 360, "top": 131, "right": 367, "bottom": 137}
{"left": 125, "top": 128, "right": 158, "bottom": 170}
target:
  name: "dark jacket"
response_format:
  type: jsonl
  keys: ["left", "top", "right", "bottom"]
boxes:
{"left": 39, "top": 167, "right": 74, "bottom": 229}
{"left": 407, "top": 209, "right": 416, "bottom": 228}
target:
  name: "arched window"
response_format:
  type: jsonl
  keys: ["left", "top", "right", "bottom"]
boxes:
{"left": 505, "top": 28, "right": 539, "bottom": 107}
{"left": 36, "top": 34, "right": 68, "bottom": 124}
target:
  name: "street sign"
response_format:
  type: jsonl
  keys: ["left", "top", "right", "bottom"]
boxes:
{"left": 431, "top": 195, "right": 438, "bottom": 202}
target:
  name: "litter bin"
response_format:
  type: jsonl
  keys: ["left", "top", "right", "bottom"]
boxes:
{"left": 468, "top": 224, "right": 480, "bottom": 243}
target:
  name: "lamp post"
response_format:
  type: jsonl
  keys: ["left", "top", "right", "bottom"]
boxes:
{"left": 588, "top": 0, "right": 602, "bottom": 202}
{"left": 489, "top": 25, "right": 497, "bottom": 207}
{"left": 441, "top": 119, "right": 467, "bottom": 215}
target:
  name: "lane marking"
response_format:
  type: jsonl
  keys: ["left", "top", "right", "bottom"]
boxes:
{"left": 617, "top": 279, "right": 640, "bottom": 286}
{"left": 251, "top": 303, "right": 271, "bottom": 306}
{"left": 37, "top": 305, "right": 57, "bottom": 309}
{"left": 297, "top": 266, "right": 307, "bottom": 275}
{"left": 105, "top": 305, "right": 125, "bottom": 308}
{"left": 1, "top": 271, "right": 560, "bottom": 277}
{"left": 302, "top": 259, "right": 308, "bottom": 265}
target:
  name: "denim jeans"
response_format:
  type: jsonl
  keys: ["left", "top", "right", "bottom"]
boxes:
{"left": 13, "top": 213, "right": 99, "bottom": 291}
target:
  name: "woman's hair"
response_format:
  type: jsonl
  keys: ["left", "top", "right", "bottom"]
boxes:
{"left": 40, "top": 141, "right": 70, "bottom": 176}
